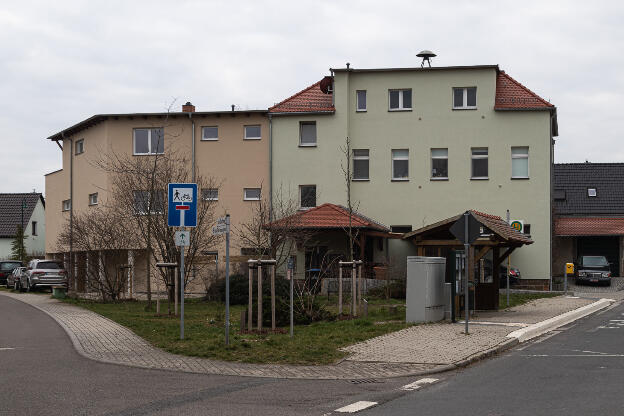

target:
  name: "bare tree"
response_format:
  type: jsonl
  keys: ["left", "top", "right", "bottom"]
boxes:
{"left": 96, "top": 149, "right": 220, "bottom": 305}
{"left": 339, "top": 136, "right": 361, "bottom": 262}
{"left": 57, "top": 208, "right": 135, "bottom": 300}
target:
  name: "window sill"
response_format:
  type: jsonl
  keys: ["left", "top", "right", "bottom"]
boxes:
{"left": 452, "top": 107, "right": 478, "bottom": 111}
{"left": 430, "top": 177, "right": 449, "bottom": 181}
{"left": 75, "top": 152, "right": 84, "bottom": 156}
{"left": 299, "top": 144, "right": 317, "bottom": 148}
{"left": 244, "top": 199, "right": 260, "bottom": 202}
{"left": 388, "top": 109, "right": 412, "bottom": 112}
{"left": 243, "top": 138, "right": 261, "bottom": 141}
{"left": 133, "top": 153, "right": 165, "bottom": 156}
{"left": 511, "top": 177, "right": 530, "bottom": 180}
{"left": 352, "top": 179, "right": 370, "bottom": 182}
{"left": 356, "top": 109, "right": 367, "bottom": 113}
{"left": 391, "top": 178, "right": 409, "bottom": 182}
{"left": 202, "top": 199, "right": 219, "bottom": 202}
{"left": 201, "top": 139, "right": 219, "bottom": 142}
{"left": 88, "top": 203, "right": 98, "bottom": 206}
{"left": 470, "top": 177, "right": 489, "bottom": 180}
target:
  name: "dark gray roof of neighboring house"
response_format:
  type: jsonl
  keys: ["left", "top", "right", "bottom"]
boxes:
{"left": 554, "top": 163, "right": 624, "bottom": 216}
{"left": 0, "top": 193, "right": 44, "bottom": 238}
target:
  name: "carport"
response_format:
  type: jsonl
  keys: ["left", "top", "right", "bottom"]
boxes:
{"left": 402, "top": 210, "right": 533, "bottom": 310}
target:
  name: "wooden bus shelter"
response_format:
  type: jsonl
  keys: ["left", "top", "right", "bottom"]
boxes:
{"left": 402, "top": 210, "right": 533, "bottom": 310}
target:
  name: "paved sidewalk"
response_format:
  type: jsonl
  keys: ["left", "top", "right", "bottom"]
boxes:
{"left": 0, "top": 291, "right": 610, "bottom": 379}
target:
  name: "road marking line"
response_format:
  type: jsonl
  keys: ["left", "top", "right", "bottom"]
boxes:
{"left": 0, "top": 348, "right": 15, "bottom": 351}
{"left": 525, "top": 354, "right": 624, "bottom": 357}
{"left": 400, "top": 377, "right": 439, "bottom": 391}
{"left": 335, "top": 401, "right": 378, "bottom": 413}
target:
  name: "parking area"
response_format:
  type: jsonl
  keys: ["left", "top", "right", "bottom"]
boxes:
{"left": 568, "top": 276, "right": 624, "bottom": 294}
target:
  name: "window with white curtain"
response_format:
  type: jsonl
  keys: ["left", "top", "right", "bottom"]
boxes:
{"left": 511, "top": 147, "right": 529, "bottom": 178}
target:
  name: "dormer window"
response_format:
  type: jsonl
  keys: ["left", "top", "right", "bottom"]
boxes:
{"left": 588, "top": 188, "right": 597, "bottom": 197}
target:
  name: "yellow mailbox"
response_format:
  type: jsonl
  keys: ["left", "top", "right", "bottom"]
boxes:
{"left": 566, "top": 263, "right": 574, "bottom": 275}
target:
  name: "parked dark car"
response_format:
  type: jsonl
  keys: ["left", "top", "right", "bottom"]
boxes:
{"left": 0, "top": 261, "right": 23, "bottom": 285}
{"left": 575, "top": 255, "right": 611, "bottom": 286}
{"left": 20, "top": 259, "right": 67, "bottom": 292}
{"left": 7, "top": 266, "right": 26, "bottom": 289}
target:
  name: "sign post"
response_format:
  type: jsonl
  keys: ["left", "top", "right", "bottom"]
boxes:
{"left": 212, "top": 215, "right": 230, "bottom": 345}
{"left": 168, "top": 183, "right": 198, "bottom": 341}
{"left": 450, "top": 211, "right": 487, "bottom": 335}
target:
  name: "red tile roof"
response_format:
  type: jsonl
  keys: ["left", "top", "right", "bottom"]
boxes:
{"left": 555, "top": 217, "right": 624, "bottom": 236}
{"left": 495, "top": 71, "right": 554, "bottom": 110}
{"left": 265, "top": 203, "right": 389, "bottom": 231}
{"left": 269, "top": 80, "right": 335, "bottom": 113}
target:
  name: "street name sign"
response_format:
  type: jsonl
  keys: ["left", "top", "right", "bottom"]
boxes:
{"left": 212, "top": 216, "right": 229, "bottom": 235}
{"left": 167, "top": 183, "right": 197, "bottom": 227}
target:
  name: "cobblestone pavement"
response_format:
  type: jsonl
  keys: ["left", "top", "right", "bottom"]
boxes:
{"left": 569, "top": 276, "right": 624, "bottom": 297}
{"left": 1, "top": 291, "right": 607, "bottom": 379}
{"left": 343, "top": 295, "right": 597, "bottom": 364}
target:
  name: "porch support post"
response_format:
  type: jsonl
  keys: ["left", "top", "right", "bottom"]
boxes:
{"left": 338, "top": 264, "right": 343, "bottom": 316}
{"left": 351, "top": 264, "right": 357, "bottom": 317}
{"left": 493, "top": 247, "right": 501, "bottom": 310}
{"left": 248, "top": 262, "right": 253, "bottom": 332}
{"left": 271, "top": 264, "right": 276, "bottom": 331}
{"left": 257, "top": 263, "right": 263, "bottom": 332}
{"left": 128, "top": 250, "right": 134, "bottom": 298}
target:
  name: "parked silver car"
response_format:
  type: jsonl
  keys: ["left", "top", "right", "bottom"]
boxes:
{"left": 7, "top": 266, "right": 26, "bottom": 290}
{"left": 20, "top": 259, "right": 67, "bottom": 292}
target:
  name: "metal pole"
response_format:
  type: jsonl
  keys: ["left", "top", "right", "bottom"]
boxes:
{"left": 464, "top": 212, "right": 470, "bottom": 335}
{"left": 351, "top": 264, "right": 356, "bottom": 317}
{"left": 225, "top": 214, "right": 230, "bottom": 345}
{"left": 564, "top": 267, "right": 568, "bottom": 293}
{"left": 248, "top": 262, "right": 253, "bottom": 331}
{"left": 271, "top": 264, "right": 276, "bottom": 331}
{"left": 338, "top": 265, "right": 343, "bottom": 316}
{"left": 506, "top": 210, "right": 510, "bottom": 307}
{"left": 174, "top": 267, "right": 178, "bottom": 316}
{"left": 257, "top": 263, "right": 263, "bottom": 331}
{"left": 289, "top": 267, "right": 294, "bottom": 338}
{"left": 180, "top": 247, "right": 185, "bottom": 340}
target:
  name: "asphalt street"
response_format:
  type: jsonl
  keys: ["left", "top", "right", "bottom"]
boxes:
{"left": 0, "top": 294, "right": 412, "bottom": 416}
{"left": 359, "top": 299, "right": 624, "bottom": 416}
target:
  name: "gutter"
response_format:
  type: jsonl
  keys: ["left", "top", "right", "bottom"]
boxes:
{"left": 61, "top": 132, "right": 74, "bottom": 290}
{"left": 268, "top": 111, "right": 335, "bottom": 117}
{"left": 268, "top": 113, "right": 273, "bottom": 221}
{"left": 188, "top": 112, "right": 195, "bottom": 182}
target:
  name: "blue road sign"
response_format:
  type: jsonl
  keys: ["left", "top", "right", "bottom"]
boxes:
{"left": 167, "top": 183, "right": 198, "bottom": 227}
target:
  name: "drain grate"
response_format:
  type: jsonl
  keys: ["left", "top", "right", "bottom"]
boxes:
{"left": 349, "top": 379, "right": 382, "bottom": 384}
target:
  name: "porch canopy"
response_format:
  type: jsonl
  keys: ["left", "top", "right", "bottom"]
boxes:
{"left": 402, "top": 210, "right": 533, "bottom": 310}
{"left": 265, "top": 203, "right": 401, "bottom": 259}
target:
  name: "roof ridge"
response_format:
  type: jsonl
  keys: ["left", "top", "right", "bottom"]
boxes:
{"left": 269, "top": 80, "right": 322, "bottom": 111}
{"left": 498, "top": 71, "right": 552, "bottom": 107}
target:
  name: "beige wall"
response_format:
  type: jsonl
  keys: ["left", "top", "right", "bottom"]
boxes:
{"left": 45, "top": 111, "right": 269, "bottom": 284}
{"left": 272, "top": 68, "right": 552, "bottom": 280}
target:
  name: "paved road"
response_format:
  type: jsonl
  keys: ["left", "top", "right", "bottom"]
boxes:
{"left": 358, "top": 300, "right": 624, "bottom": 416}
{"left": 0, "top": 294, "right": 411, "bottom": 416}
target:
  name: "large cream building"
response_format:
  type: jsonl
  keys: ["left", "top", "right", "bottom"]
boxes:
{"left": 45, "top": 103, "right": 268, "bottom": 293}
{"left": 269, "top": 65, "right": 557, "bottom": 285}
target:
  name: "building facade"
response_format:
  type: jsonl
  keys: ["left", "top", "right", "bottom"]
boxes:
{"left": 270, "top": 65, "right": 557, "bottom": 284}
{"left": 45, "top": 104, "right": 269, "bottom": 293}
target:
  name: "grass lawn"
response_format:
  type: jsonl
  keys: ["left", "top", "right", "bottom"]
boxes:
{"left": 498, "top": 291, "right": 559, "bottom": 309}
{"left": 61, "top": 296, "right": 411, "bottom": 365}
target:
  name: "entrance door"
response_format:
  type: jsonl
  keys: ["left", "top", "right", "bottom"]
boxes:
{"left": 577, "top": 237, "right": 620, "bottom": 277}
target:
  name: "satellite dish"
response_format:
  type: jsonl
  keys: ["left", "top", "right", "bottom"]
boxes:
{"left": 320, "top": 76, "right": 333, "bottom": 94}
{"left": 416, "top": 50, "right": 436, "bottom": 68}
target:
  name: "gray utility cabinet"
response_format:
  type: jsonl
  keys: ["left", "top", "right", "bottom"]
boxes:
{"left": 406, "top": 256, "right": 446, "bottom": 323}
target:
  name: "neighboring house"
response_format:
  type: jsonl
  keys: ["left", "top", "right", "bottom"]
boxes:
{"left": 0, "top": 193, "right": 45, "bottom": 259}
{"left": 553, "top": 163, "right": 624, "bottom": 277}
{"left": 45, "top": 103, "right": 268, "bottom": 293}
{"left": 269, "top": 64, "right": 557, "bottom": 287}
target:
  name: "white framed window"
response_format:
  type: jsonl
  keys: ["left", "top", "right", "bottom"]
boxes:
{"left": 588, "top": 188, "right": 597, "bottom": 197}
{"left": 353, "top": 149, "right": 369, "bottom": 180}
{"left": 32, "top": 221, "right": 37, "bottom": 236}
{"left": 133, "top": 128, "right": 164, "bottom": 155}
{"left": 201, "top": 188, "right": 219, "bottom": 201}
{"left": 201, "top": 126, "right": 218, "bottom": 141}
{"left": 133, "top": 190, "right": 164, "bottom": 214}
{"left": 431, "top": 148, "right": 448, "bottom": 179}
{"left": 299, "top": 121, "right": 317, "bottom": 146}
{"left": 243, "top": 188, "right": 261, "bottom": 201}
{"left": 75, "top": 139, "right": 84, "bottom": 155}
{"left": 453, "top": 87, "right": 477, "bottom": 109}
{"left": 62, "top": 199, "right": 71, "bottom": 211}
{"left": 389, "top": 89, "right": 412, "bottom": 111}
{"left": 391, "top": 149, "right": 409, "bottom": 180}
{"left": 511, "top": 146, "right": 529, "bottom": 178}
{"left": 356, "top": 90, "right": 367, "bottom": 112}
{"left": 471, "top": 148, "right": 488, "bottom": 179}
{"left": 89, "top": 193, "right": 98, "bottom": 205}
{"left": 299, "top": 185, "right": 316, "bottom": 209}
{"left": 244, "top": 125, "right": 261, "bottom": 140}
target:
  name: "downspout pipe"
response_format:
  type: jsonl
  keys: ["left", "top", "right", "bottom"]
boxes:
{"left": 188, "top": 112, "right": 195, "bottom": 182}
{"left": 62, "top": 132, "right": 73, "bottom": 290}
{"left": 268, "top": 113, "right": 273, "bottom": 221}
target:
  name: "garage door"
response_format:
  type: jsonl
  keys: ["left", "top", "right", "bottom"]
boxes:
{"left": 577, "top": 237, "right": 620, "bottom": 277}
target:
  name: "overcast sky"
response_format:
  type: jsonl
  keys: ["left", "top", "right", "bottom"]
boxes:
{"left": 1, "top": 0, "right": 622, "bottom": 195}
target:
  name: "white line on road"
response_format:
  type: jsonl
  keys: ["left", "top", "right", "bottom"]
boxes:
{"left": 335, "top": 401, "right": 378, "bottom": 413}
{"left": 0, "top": 347, "right": 15, "bottom": 351}
{"left": 524, "top": 354, "right": 624, "bottom": 357}
{"left": 400, "top": 377, "right": 439, "bottom": 391}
